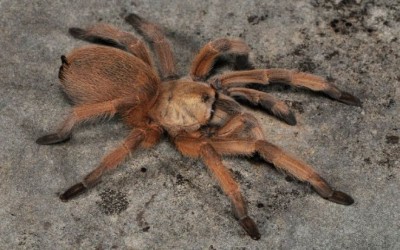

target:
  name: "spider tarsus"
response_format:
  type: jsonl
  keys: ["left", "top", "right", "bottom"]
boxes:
{"left": 337, "top": 91, "right": 362, "bottom": 107}
{"left": 238, "top": 216, "right": 261, "bottom": 240}
{"left": 255, "top": 98, "right": 297, "bottom": 125}
{"left": 68, "top": 27, "right": 86, "bottom": 38}
{"left": 36, "top": 133, "right": 71, "bottom": 145}
{"left": 278, "top": 111, "right": 297, "bottom": 126}
{"left": 125, "top": 14, "right": 151, "bottom": 39}
{"left": 59, "top": 182, "right": 87, "bottom": 202}
{"left": 61, "top": 55, "right": 68, "bottom": 65}
{"left": 326, "top": 191, "right": 354, "bottom": 205}
{"left": 125, "top": 13, "right": 143, "bottom": 27}
{"left": 69, "top": 28, "right": 127, "bottom": 51}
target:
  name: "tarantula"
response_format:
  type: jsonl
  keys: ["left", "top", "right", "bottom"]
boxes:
{"left": 37, "top": 14, "right": 361, "bottom": 240}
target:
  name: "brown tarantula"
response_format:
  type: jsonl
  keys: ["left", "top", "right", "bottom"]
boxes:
{"left": 37, "top": 14, "right": 361, "bottom": 240}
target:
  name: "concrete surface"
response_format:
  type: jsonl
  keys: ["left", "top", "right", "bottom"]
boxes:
{"left": 1, "top": 0, "right": 399, "bottom": 249}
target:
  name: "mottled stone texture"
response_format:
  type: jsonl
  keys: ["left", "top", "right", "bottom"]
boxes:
{"left": 0, "top": 0, "right": 399, "bottom": 249}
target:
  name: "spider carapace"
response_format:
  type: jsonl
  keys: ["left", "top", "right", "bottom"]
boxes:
{"left": 37, "top": 14, "right": 361, "bottom": 240}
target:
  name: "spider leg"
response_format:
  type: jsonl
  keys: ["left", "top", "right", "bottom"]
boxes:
{"left": 68, "top": 23, "right": 153, "bottom": 67}
{"left": 174, "top": 135, "right": 260, "bottom": 240}
{"left": 36, "top": 98, "right": 136, "bottom": 145}
{"left": 255, "top": 140, "right": 354, "bottom": 205}
{"left": 60, "top": 129, "right": 145, "bottom": 201}
{"left": 190, "top": 39, "right": 250, "bottom": 81}
{"left": 60, "top": 124, "right": 162, "bottom": 201}
{"left": 208, "top": 93, "right": 243, "bottom": 127}
{"left": 125, "top": 14, "right": 177, "bottom": 80}
{"left": 227, "top": 87, "right": 297, "bottom": 125}
{"left": 207, "top": 138, "right": 354, "bottom": 205}
{"left": 215, "top": 113, "right": 265, "bottom": 140}
{"left": 210, "top": 69, "right": 361, "bottom": 107}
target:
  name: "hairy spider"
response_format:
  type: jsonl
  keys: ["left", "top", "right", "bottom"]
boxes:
{"left": 37, "top": 14, "right": 361, "bottom": 240}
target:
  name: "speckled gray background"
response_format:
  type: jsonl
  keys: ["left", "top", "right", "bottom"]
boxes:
{"left": 1, "top": 0, "right": 399, "bottom": 249}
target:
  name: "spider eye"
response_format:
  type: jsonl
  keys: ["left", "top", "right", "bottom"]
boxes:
{"left": 201, "top": 93, "right": 210, "bottom": 103}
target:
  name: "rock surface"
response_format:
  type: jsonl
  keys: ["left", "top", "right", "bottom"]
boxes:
{"left": 0, "top": 0, "right": 399, "bottom": 249}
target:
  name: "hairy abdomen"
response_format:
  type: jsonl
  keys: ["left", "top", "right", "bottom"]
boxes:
{"left": 59, "top": 45, "right": 160, "bottom": 106}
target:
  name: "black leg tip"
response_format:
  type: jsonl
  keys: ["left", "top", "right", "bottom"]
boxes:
{"left": 263, "top": 101, "right": 297, "bottom": 126}
{"left": 36, "top": 134, "right": 71, "bottom": 145}
{"left": 238, "top": 216, "right": 261, "bottom": 240}
{"left": 327, "top": 191, "right": 354, "bottom": 205}
{"left": 69, "top": 27, "right": 86, "bottom": 38}
{"left": 59, "top": 182, "right": 87, "bottom": 202}
{"left": 125, "top": 13, "right": 143, "bottom": 26}
{"left": 280, "top": 111, "right": 297, "bottom": 126}
{"left": 337, "top": 92, "right": 362, "bottom": 107}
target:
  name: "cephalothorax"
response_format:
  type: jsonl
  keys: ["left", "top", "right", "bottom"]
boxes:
{"left": 37, "top": 14, "right": 361, "bottom": 240}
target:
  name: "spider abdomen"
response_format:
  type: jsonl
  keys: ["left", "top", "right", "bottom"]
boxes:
{"left": 59, "top": 45, "right": 160, "bottom": 106}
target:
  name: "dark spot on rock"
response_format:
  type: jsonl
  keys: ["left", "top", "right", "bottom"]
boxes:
{"left": 386, "top": 174, "right": 395, "bottom": 181}
{"left": 97, "top": 189, "right": 129, "bottom": 215}
{"left": 140, "top": 167, "right": 147, "bottom": 173}
{"left": 329, "top": 19, "right": 356, "bottom": 34}
{"left": 330, "top": 19, "right": 339, "bottom": 28}
{"left": 378, "top": 158, "right": 390, "bottom": 166}
{"left": 43, "top": 222, "right": 52, "bottom": 230}
{"left": 247, "top": 15, "right": 258, "bottom": 24}
{"left": 386, "top": 99, "right": 395, "bottom": 108}
{"left": 229, "top": 169, "right": 252, "bottom": 189}
{"left": 386, "top": 135, "right": 399, "bottom": 144}
{"left": 364, "top": 157, "right": 371, "bottom": 164}
{"left": 325, "top": 50, "right": 339, "bottom": 60}
{"left": 366, "top": 28, "right": 374, "bottom": 33}
{"left": 340, "top": 0, "right": 358, "bottom": 6}
{"left": 176, "top": 173, "right": 187, "bottom": 185}
{"left": 291, "top": 189, "right": 300, "bottom": 196}
{"left": 176, "top": 173, "right": 183, "bottom": 182}
{"left": 298, "top": 58, "right": 317, "bottom": 73}
{"left": 285, "top": 176, "right": 295, "bottom": 182}
{"left": 95, "top": 244, "right": 104, "bottom": 250}
{"left": 233, "top": 170, "right": 244, "bottom": 181}
{"left": 288, "top": 101, "right": 304, "bottom": 114}
{"left": 257, "top": 202, "right": 265, "bottom": 208}
{"left": 247, "top": 14, "right": 268, "bottom": 25}
{"left": 292, "top": 44, "right": 307, "bottom": 56}
{"left": 213, "top": 184, "right": 224, "bottom": 195}
{"left": 266, "top": 187, "right": 308, "bottom": 213}
{"left": 136, "top": 194, "right": 156, "bottom": 232}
